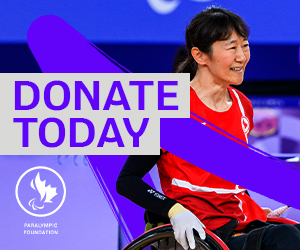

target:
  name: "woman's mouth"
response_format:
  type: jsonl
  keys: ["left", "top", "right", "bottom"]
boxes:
{"left": 230, "top": 67, "right": 243, "bottom": 73}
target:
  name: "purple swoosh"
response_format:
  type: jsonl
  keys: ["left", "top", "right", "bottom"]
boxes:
{"left": 27, "top": 15, "right": 300, "bottom": 242}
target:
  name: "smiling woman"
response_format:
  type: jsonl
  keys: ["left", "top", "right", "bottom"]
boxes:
{"left": 176, "top": 8, "right": 252, "bottom": 142}
{"left": 191, "top": 32, "right": 250, "bottom": 86}
{"left": 117, "top": 7, "right": 300, "bottom": 250}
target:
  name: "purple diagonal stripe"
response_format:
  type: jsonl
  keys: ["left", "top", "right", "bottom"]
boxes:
{"left": 160, "top": 117, "right": 300, "bottom": 209}
{"left": 27, "top": 15, "right": 300, "bottom": 242}
{"left": 191, "top": 110, "right": 295, "bottom": 166}
{"left": 27, "top": 15, "right": 129, "bottom": 73}
{"left": 27, "top": 15, "right": 151, "bottom": 240}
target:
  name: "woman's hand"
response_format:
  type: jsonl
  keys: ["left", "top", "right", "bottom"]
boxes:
{"left": 169, "top": 204, "right": 206, "bottom": 250}
{"left": 262, "top": 207, "right": 272, "bottom": 215}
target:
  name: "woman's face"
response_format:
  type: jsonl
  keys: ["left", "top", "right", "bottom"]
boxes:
{"left": 206, "top": 30, "right": 250, "bottom": 86}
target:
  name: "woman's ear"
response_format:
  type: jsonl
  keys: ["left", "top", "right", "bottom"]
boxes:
{"left": 191, "top": 47, "right": 208, "bottom": 66}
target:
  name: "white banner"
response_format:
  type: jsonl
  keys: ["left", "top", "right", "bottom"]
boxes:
{"left": 0, "top": 73, "right": 189, "bottom": 155}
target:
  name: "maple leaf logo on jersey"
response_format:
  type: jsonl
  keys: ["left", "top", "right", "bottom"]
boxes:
{"left": 28, "top": 172, "right": 58, "bottom": 210}
{"left": 241, "top": 116, "right": 250, "bottom": 134}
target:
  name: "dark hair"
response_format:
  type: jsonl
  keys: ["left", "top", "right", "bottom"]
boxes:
{"left": 176, "top": 6, "right": 250, "bottom": 80}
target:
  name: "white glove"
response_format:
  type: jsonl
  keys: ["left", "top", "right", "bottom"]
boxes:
{"left": 170, "top": 210, "right": 206, "bottom": 250}
{"left": 267, "top": 205, "right": 290, "bottom": 217}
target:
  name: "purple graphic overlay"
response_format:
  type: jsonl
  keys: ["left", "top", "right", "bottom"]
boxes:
{"left": 27, "top": 15, "right": 152, "bottom": 240}
{"left": 192, "top": 110, "right": 297, "bottom": 163}
{"left": 160, "top": 117, "right": 300, "bottom": 209}
{"left": 87, "top": 155, "right": 157, "bottom": 241}
{"left": 27, "top": 15, "right": 300, "bottom": 242}
{"left": 1, "top": 155, "right": 118, "bottom": 250}
{"left": 191, "top": 111, "right": 248, "bottom": 147}
{"left": 27, "top": 15, "right": 129, "bottom": 73}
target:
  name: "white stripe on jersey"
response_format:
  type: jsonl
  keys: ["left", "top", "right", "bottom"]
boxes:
{"left": 171, "top": 178, "right": 246, "bottom": 194}
{"left": 234, "top": 194, "right": 247, "bottom": 221}
{"left": 231, "top": 89, "right": 245, "bottom": 116}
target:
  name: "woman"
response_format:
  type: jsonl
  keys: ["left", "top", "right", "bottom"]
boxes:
{"left": 117, "top": 7, "right": 300, "bottom": 250}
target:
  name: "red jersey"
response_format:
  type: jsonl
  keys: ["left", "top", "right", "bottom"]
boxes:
{"left": 190, "top": 86, "right": 253, "bottom": 144}
{"left": 157, "top": 86, "right": 267, "bottom": 230}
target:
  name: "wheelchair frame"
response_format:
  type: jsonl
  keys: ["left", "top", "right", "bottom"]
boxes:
{"left": 123, "top": 224, "right": 228, "bottom": 250}
{"left": 122, "top": 217, "right": 298, "bottom": 250}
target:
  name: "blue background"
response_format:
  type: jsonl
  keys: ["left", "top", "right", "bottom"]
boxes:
{"left": 1, "top": 0, "right": 300, "bottom": 44}
{"left": 0, "top": 1, "right": 299, "bottom": 86}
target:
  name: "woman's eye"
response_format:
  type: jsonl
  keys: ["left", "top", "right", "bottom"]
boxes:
{"left": 230, "top": 47, "right": 236, "bottom": 50}
{"left": 243, "top": 44, "right": 249, "bottom": 48}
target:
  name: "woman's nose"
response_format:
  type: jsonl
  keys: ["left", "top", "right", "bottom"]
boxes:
{"left": 235, "top": 47, "right": 247, "bottom": 62}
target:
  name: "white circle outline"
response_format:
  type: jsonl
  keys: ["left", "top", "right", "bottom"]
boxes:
{"left": 241, "top": 116, "right": 250, "bottom": 134}
{"left": 15, "top": 166, "right": 66, "bottom": 217}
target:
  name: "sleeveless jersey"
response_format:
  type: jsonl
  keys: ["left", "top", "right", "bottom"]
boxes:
{"left": 157, "top": 86, "right": 267, "bottom": 230}
{"left": 190, "top": 86, "right": 253, "bottom": 144}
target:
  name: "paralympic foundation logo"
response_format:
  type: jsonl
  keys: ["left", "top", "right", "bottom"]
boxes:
{"left": 16, "top": 166, "right": 66, "bottom": 217}
{"left": 146, "top": 0, "right": 213, "bottom": 15}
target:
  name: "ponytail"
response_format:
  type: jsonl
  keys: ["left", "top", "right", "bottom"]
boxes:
{"left": 176, "top": 55, "right": 197, "bottom": 81}
{"left": 175, "top": 33, "right": 198, "bottom": 81}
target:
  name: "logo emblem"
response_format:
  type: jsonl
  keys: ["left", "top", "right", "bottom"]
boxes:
{"left": 146, "top": 0, "right": 213, "bottom": 15}
{"left": 241, "top": 116, "right": 250, "bottom": 134}
{"left": 15, "top": 166, "right": 66, "bottom": 217}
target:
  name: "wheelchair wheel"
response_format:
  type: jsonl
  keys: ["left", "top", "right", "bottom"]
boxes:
{"left": 123, "top": 225, "right": 228, "bottom": 250}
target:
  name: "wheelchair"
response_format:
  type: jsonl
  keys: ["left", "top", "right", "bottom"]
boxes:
{"left": 123, "top": 217, "right": 298, "bottom": 250}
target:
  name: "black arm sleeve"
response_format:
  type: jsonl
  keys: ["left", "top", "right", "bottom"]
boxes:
{"left": 116, "top": 149, "right": 177, "bottom": 218}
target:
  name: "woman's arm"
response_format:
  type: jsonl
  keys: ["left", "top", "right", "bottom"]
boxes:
{"left": 117, "top": 150, "right": 206, "bottom": 250}
{"left": 116, "top": 149, "right": 177, "bottom": 218}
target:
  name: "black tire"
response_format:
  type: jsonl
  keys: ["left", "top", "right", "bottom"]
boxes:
{"left": 123, "top": 225, "right": 225, "bottom": 250}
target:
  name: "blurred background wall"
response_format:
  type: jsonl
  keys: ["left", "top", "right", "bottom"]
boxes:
{"left": 1, "top": 0, "right": 300, "bottom": 156}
